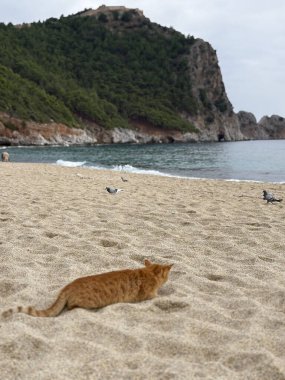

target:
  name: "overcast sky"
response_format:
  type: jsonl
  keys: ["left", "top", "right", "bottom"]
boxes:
{"left": 1, "top": 0, "right": 284, "bottom": 121}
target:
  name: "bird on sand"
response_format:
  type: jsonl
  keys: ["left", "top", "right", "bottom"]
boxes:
{"left": 121, "top": 176, "right": 128, "bottom": 182}
{"left": 106, "top": 186, "right": 123, "bottom": 194}
{"left": 263, "top": 190, "right": 282, "bottom": 203}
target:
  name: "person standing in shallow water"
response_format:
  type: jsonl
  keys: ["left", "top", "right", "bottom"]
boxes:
{"left": 1, "top": 151, "right": 9, "bottom": 162}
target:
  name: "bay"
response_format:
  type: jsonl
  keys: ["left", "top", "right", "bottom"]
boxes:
{"left": 2, "top": 140, "right": 285, "bottom": 183}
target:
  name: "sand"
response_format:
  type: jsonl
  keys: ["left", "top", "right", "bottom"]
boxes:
{"left": 0, "top": 163, "right": 285, "bottom": 380}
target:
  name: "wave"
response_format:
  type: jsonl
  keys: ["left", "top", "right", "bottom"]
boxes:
{"left": 56, "top": 159, "right": 86, "bottom": 167}
{"left": 54, "top": 160, "right": 284, "bottom": 184}
{"left": 111, "top": 164, "right": 172, "bottom": 177}
{"left": 56, "top": 160, "right": 175, "bottom": 177}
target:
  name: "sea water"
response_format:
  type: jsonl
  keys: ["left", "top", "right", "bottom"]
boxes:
{"left": 2, "top": 140, "right": 285, "bottom": 183}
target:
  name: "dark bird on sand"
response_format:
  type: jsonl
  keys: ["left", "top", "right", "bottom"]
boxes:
{"left": 121, "top": 176, "right": 128, "bottom": 182}
{"left": 263, "top": 190, "right": 282, "bottom": 203}
{"left": 106, "top": 186, "right": 123, "bottom": 194}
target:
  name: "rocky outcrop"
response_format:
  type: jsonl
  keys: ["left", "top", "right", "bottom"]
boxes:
{"left": 237, "top": 111, "right": 259, "bottom": 139}
{"left": 1, "top": 110, "right": 284, "bottom": 146}
{"left": 0, "top": 113, "right": 200, "bottom": 145}
{"left": 79, "top": 6, "right": 144, "bottom": 18}
{"left": 258, "top": 115, "right": 285, "bottom": 139}
{"left": 236, "top": 112, "right": 285, "bottom": 140}
{"left": 183, "top": 39, "right": 244, "bottom": 141}
{"left": 0, "top": 113, "right": 97, "bottom": 146}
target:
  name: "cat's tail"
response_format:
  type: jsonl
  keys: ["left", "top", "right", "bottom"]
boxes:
{"left": 2, "top": 290, "right": 67, "bottom": 318}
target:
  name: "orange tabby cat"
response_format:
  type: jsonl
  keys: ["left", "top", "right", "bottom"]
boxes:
{"left": 2, "top": 259, "right": 172, "bottom": 318}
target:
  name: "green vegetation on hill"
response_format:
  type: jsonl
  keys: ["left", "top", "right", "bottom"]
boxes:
{"left": 0, "top": 64, "right": 76, "bottom": 125}
{"left": 0, "top": 12, "right": 198, "bottom": 132}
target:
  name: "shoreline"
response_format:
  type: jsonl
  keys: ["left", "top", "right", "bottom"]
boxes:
{"left": 2, "top": 140, "right": 285, "bottom": 183}
{"left": 76, "top": 163, "right": 285, "bottom": 184}
{"left": 1, "top": 163, "right": 285, "bottom": 379}
{"left": 45, "top": 162, "right": 285, "bottom": 185}
{"left": 2, "top": 159, "right": 285, "bottom": 184}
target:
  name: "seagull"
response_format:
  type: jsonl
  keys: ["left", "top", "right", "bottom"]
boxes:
{"left": 105, "top": 186, "right": 123, "bottom": 194}
{"left": 263, "top": 190, "right": 282, "bottom": 203}
{"left": 121, "top": 176, "right": 128, "bottom": 182}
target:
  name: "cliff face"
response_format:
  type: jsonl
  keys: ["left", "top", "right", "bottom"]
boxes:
{"left": 184, "top": 39, "right": 243, "bottom": 142}
{"left": 0, "top": 114, "right": 96, "bottom": 146}
{"left": 3, "top": 111, "right": 284, "bottom": 146}
{"left": 257, "top": 115, "right": 285, "bottom": 139}
{"left": 0, "top": 113, "right": 198, "bottom": 145}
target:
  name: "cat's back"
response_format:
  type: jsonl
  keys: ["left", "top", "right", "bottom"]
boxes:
{"left": 64, "top": 267, "right": 149, "bottom": 305}
{"left": 66, "top": 267, "right": 145, "bottom": 291}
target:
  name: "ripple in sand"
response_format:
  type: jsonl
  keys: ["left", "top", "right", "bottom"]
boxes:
{"left": 78, "top": 322, "right": 142, "bottom": 353}
{"left": 229, "top": 307, "right": 257, "bottom": 320}
{"left": 1, "top": 334, "right": 50, "bottom": 361}
{"left": 128, "top": 254, "right": 145, "bottom": 263}
{"left": 223, "top": 352, "right": 271, "bottom": 372}
{"left": 147, "top": 336, "right": 220, "bottom": 361}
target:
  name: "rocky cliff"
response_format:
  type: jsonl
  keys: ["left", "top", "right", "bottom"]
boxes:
{"left": 2, "top": 110, "right": 284, "bottom": 146}
{"left": 183, "top": 39, "right": 244, "bottom": 142}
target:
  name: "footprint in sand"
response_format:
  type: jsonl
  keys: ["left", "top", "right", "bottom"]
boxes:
{"left": 45, "top": 232, "right": 59, "bottom": 239}
{"left": 0, "top": 217, "right": 12, "bottom": 222}
{"left": 99, "top": 239, "right": 121, "bottom": 248}
{"left": 154, "top": 299, "right": 189, "bottom": 312}
{"left": 181, "top": 221, "right": 192, "bottom": 226}
{"left": 206, "top": 274, "right": 225, "bottom": 282}
{"left": 246, "top": 222, "right": 272, "bottom": 228}
{"left": 258, "top": 256, "right": 274, "bottom": 263}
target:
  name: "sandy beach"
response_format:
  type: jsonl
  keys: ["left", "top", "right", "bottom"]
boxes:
{"left": 0, "top": 163, "right": 285, "bottom": 380}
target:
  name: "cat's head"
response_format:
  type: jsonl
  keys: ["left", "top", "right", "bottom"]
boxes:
{"left": 144, "top": 259, "right": 173, "bottom": 284}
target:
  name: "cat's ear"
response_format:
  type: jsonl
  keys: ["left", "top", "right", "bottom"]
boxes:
{"left": 167, "top": 264, "right": 174, "bottom": 271}
{"left": 144, "top": 259, "right": 152, "bottom": 267}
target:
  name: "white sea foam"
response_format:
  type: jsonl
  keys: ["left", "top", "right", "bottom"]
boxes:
{"left": 56, "top": 159, "right": 86, "bottom": 167}
{"left": 55, "top": 161, "right": 265, "bottom": 182}
{"left": 111, "top": 164, "right": 171, "bottom": 176}
{"left": 83, "top": 162, "right": 187, "bottom": 178}
{"left": 54, "top": 160, "right": 284, "bottom": 184}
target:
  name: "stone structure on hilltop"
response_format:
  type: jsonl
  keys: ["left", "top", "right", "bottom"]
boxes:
{"left": 79, "top": 6, "right": 144, "bottom": 18}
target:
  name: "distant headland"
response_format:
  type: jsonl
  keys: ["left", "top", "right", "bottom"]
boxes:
{"left": 0, "top": 6, "right": 284, "bottom": 145}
